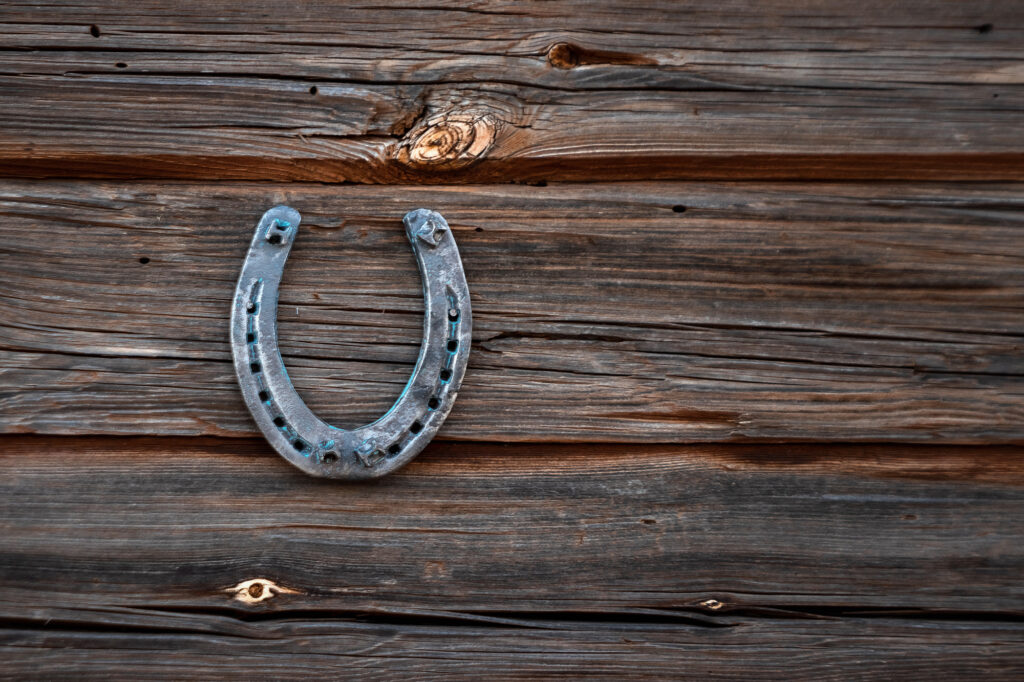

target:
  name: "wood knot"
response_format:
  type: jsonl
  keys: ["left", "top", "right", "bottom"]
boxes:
{"left": 700, "top": 598, "right": 725, "bottom": 611}
{"left": 398, "top": 112, "right": 498, "bottom": 170}
{"left": 547, "top": 42, "right": 580, "bottom": 69}
{"left": 546, "top": 42, "right": 657, "bottom": 69}
{"left": 226, "top": 578, "right": 298, "bottom": 605}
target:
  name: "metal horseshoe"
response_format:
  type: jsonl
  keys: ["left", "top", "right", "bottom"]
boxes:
{"left": 230, "top": 206, "right": 471, "bottom": 479}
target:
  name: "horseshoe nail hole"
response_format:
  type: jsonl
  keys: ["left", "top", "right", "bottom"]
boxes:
{"left": 115, "top": 62, "right": 127, "bottom": 68}
{"left": 428, "top": 396, "right": 440, "bottom": 410}
{"left": 672, "top": 205, "right": 687, "bottom": 213}
{"left": 138, "top": 257, "right": 150, "bottom": 264}
{"left": 267, "top": 234, "right": 282, "bottom": 245}
{"left": 448, "top": 308, "right": 459, "bottom": 321}
{"left": 387, "top": 443, "right": 401, "bottom": 455}
{"left": 323, "top": 450, "right": 338, "bottom": 463}
{"left": 257, "top": 390, "right": 269, "bottom": 402}
{"left": 273, "top": 416, "right": 286, "bottom": 427}
{"left": 247, "top": 303, "right": 257, "bottom": 313}
{"left": 246, "top": 332, "right": 256, "bottom": 343}
{"left": 447, "top": 339, "right": 458, "bottom": 352}
{"left": 250, "top": 362, "right": 261, "bottom": 373}
{"left": 410, "top": 420, "right": 423, "bottom": 434}
{"left": 292, "top": 439, "right": 308, "bottom": 452}
{"left": 89, "top": 24, "right": 100, "bottom": 37}
{"left": 440, "top": 368, "right": 453, "bottom": 382}
{"left": 309, "top": 85, "right": 318, "bottom": 95}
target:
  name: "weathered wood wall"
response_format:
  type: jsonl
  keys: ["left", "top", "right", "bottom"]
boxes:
{"left": 1, "top": 0, "right": 1022, "bottom": 677}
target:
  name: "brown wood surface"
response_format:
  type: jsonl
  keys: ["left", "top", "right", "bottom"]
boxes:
{"left": 2, "top": 0, "right": 1023, "bottom": 677}
{"left": 1, "top": 437, "right": 1023, "bottom": 678}
{"left": 5, "top": 619, "right": 1023, "bottom": 680}
{"left": 2, "top": 180, "right": 1023, "bottom": 442}
{"left": 1, "top": 0, "right": 1023, "bottom": 182}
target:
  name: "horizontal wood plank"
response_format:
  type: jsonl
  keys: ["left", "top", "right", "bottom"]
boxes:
{"left": 2, "top": 180, "right": 1023, "bottom": 442}
{"left": 1, "top": 437, "right": 1022, "bottom": 617}
{"left": 2, "top": 178, "right": 1024, "bottom": 438}
{"left": 1, "top": 0, "right": 1022, "bottom": 181}
{"left": 3, "top": 618, "right": 1023, "bottom": 679}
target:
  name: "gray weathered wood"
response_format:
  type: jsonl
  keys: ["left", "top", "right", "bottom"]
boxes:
{"left": 3, "top": 618, "right": 1023, "bottom": 680}
{"left": 1, "top": 0, "right": 1022, "bottom": 181}
{"left": 2, "top": 437, "right": 1022, "bottom": 616}
{"left": 2, "top": 181, "right": 1022, "bottom": 441}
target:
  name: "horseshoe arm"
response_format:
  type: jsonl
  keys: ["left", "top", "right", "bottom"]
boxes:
{"left": 231, "top": 206, "right": 472, "bottom": 479}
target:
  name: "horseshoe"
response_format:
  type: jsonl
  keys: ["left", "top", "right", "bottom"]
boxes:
{"left": 230, "top": 206, "right": 472, "bottom": 479}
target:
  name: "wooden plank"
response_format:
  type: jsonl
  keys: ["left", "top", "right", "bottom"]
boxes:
{"left": 3, "top": 618, "right": 1023, "bottom": 679}
{"left": 1, "top": 436, "right": 1022, "bottom": 617}
{"left": 2, "top": 180, "right": 1023, "bottom": 442}
{"left": 1, "top": 0, "right": 1023, "bottom": 181}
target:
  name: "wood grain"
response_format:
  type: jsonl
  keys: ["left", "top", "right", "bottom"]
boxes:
{"left": 1, "top": 0, "right": 1022, "bottom": 182}
{"left": 2, "top": 180, "right": 1022, "bottom": 442}
{"left": 1, "top": 435, "right": 1022, "bottom": 678}
{"left": 3, "top": 619, "right": 1022, "bottom": 680}
{"left": 1, "top": 436, "right": 1022, "bottom": 613}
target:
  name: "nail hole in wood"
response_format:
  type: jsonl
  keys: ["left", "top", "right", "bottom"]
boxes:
{"left": 89, "top": 24, "right": 100, "bottom": 37}
{"left": 138, "top": 257, "right": 150, "bottom": 264}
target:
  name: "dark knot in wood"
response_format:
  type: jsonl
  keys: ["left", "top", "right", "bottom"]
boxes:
{"left": 547, "top": 42, "right": 581, "bottom": 69}
{"left": 397, "top": 112, "right": 498, "bottom": 170}
{"left": 547, "top": 41, "right": 657, "bottom": 69}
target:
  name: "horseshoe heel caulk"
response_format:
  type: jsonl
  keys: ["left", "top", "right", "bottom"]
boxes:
{"left": 230, "top": 206, "right": 471, "bottom": 479}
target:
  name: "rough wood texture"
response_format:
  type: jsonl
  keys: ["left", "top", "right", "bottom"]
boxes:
{"left": 4, "top": 0, "right": 1024, "bottom": 676}
{"left": 1, "top": 0, "right": 1022, "bottom": 181}
{"left": 4, "top": 620, "right": 1023, "bottom": 680}
{"left": 1, "top": 436, "right": 1023, "bottom": 678}
{"left": 5, "top": 437, "right": 1023, "bottom": 612}
{"left": 2, "top": 181, "right": 1022, "bottom": 442}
